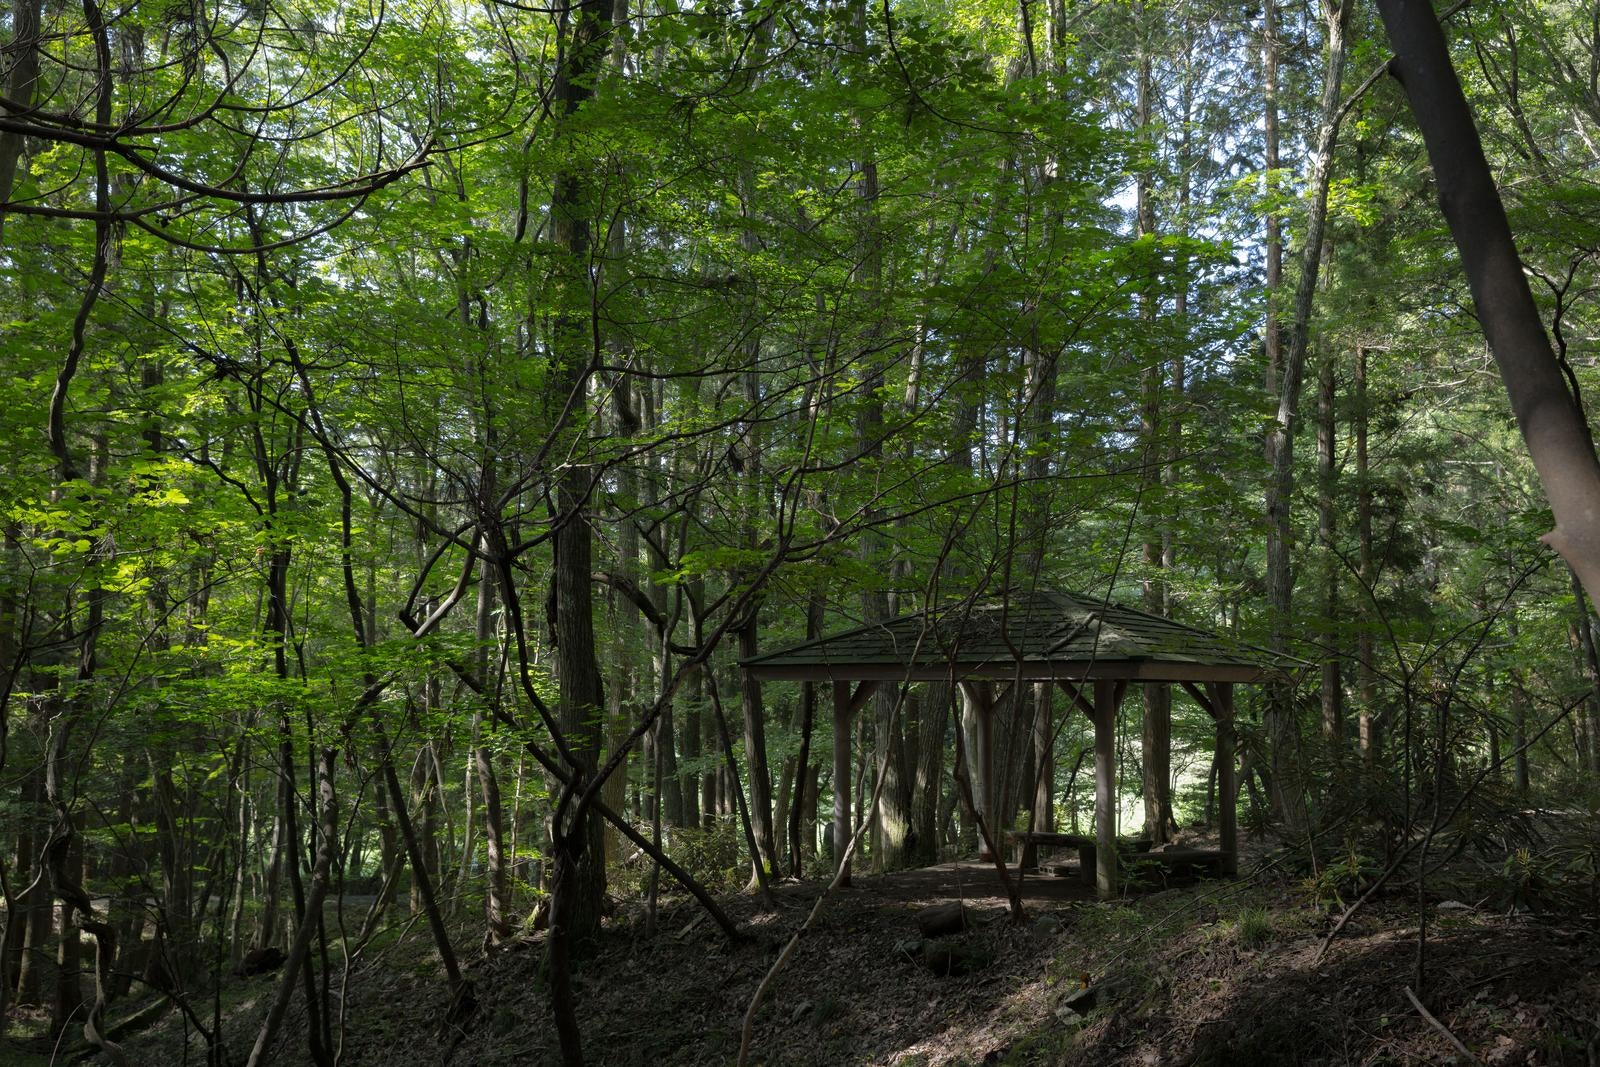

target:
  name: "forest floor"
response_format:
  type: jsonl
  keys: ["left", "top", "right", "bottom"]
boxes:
{"left": 19, "top": 833, "right": 1600, "bottom": 1066}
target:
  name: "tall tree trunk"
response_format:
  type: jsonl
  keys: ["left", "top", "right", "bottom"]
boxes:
{"left": 1318, "top": 348, "right": 1343, "bottom": 748}
{"left": 600, "top": 1, "right": 640, "bottom": 882}
{"left": 1263, "top": 0, "right": 1283, "bottom": 399}
{"left": 548, "top": 2, "right": 614, "bottom": 1020}
{"left": 910, "top": 680, "right": 950, "bottom": 866}
{"left": 1373, "top": 0, "right": 1600, "bottom": 605}
{"left": 844, "top": 0, "right": 909, "bottom": 874}
{"left": 1356, "top": 346, "right": 1379, "bottom": 764}
{"left": 730, "top": 11, "right": 780, "bottom": 880}
{"left": 258, "top": 802, "right": 286, "bottom": 951}
{"left": 0, "top": 0, "right": 43, "bottom": 243}
{"left": 409, "top": 739, "right": 441, "bottom": 917}
{"left": 736, "top": 619, "right": 778, "bottom": 877}
{"left": 1263, "top": 0, "right": 1353, "bottom": 827}
{"left": 1511, "top": 680, "right": 1531, "bottom": 799}
{"left": 140, "top": 350, "right": 200, "bottom": 986}
{"left": 1134, "top": 3, "right": 1174, "bottom": 846}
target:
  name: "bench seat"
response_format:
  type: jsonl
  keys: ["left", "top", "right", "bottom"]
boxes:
{"left": 1009, "top": 831, "right": 1229, "bottom": 888}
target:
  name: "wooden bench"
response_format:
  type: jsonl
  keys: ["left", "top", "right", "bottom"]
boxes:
{"left": 1009, "top": 831, "right": 1151, "bottom": 885}
{"left": 1010, "top": 832, "right": 1230, "bottom": 888}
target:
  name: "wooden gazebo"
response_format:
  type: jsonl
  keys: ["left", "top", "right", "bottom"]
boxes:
{"left": 741, "top": 589, "right": 1297, "bottom": 898}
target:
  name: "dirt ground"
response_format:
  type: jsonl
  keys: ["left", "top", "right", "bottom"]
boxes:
{"left": 31, "top": 850, "right": 1600, "bottom": 1066}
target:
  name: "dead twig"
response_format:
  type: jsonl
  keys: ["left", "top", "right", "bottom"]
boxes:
{"left": 1403, "top": 985, "right": 1476, "bottom": 1063}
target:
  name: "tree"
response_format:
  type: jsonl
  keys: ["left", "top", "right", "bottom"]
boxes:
{"left": 1373, "top": 0, "right": 1600, "bottom": 612}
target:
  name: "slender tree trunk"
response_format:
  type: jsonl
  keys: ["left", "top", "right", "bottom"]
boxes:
{"left": 736, "top": 621, "right": 778, "bottom": 877}
{"left": 1572, "top": 570, "right": 1600, "bottom": 775}
{"left": 1511, "top": 681, "right": 1531, "bottom": 799}
{"left": 409, "top": 740, "right": 441, "bottom": 917}
{"left": 789, "top": 597, "right": 823, "bottom": 876}
{"left": 246, "top": 751, "right": 337, "bottom": 1067}
{"left": 476, "top": 556, "right": 510, "bottom": 944}
{"left": 51, "top": 840, "right": 84, "bottom": 1036}
{"left": 728, "top": 11, "right": 780, "bottom": 879}
{"left": 831, "top": 683, "right": 852, "bottom": 881}
{"left": 1030, "top": 685, "right": 1054, "bottom": 835}
{"left": 229, "top": 743, "right": 254, "bottom": 969}
{"left": 258, "top": 803, "right": 286, "bottom": 951}
{"left": 276, "top": 731, "right": 328, "bottom": 1066}
{"left": 910, "top": 680, "right": 950, "bottom": 867}
{"left": 13, "top": 768, "right": 49, "bottom": 1005}
{"left": 376, "top": 726, "right": 465, "bottom": 994}
{"left": 682, "top": 661, "right": 703, "bottom": 830}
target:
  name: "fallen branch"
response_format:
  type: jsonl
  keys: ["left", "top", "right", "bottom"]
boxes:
{"left": 1403, "top": 985, "right": 1475, "bottom": 1063}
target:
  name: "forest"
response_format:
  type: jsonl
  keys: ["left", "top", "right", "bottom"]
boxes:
{"left": 3, "top": 0, "right": 1600, "bottom": 1061}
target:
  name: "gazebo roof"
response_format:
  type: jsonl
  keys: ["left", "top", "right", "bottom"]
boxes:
{"left": 740, "top": 588, "right": 1299, "bottom": 684}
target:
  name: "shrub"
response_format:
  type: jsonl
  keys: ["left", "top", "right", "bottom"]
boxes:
{"left": 666, "top": 818, "right": 750, "bottom": 895}
{"left": 1235, "top": 906, "right": 1273, "bottom": 950}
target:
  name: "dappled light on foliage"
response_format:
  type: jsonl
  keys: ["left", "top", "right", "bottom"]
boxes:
{"left": 4, "top": 0, "right": 1600, "bottom": 1062}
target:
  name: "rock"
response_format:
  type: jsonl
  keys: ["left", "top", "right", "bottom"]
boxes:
{"left": 1053, "top": 1005, "right": 1085, "bottom": 1026}
{"left": 1032, "top": 913, "right": 1064, "bottom": 935}
{"left": 1063, "top": 984, "right": 1097, "bottom": 1011}
{"left": 915, "top": 901, "right": 972, "bottom": 938}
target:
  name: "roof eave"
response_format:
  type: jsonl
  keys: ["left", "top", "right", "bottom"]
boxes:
{"left": 742, "top": 659, "right": 1278, "bottom": 684}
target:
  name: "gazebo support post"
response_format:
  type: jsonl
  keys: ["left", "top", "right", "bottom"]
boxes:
{"left": 1092, "top": 679, "right": 1126, "bottom": 900}
{"left": 978, "top": 687, "right": 996, "bottom": 856}
{"left": 1031, "top": 683, "right": 1053, "bottom": 836}
{"left": 829, "top": 680, "right": 879, "bottom": 885}
{"left": 832, "top": 680, "right": 853, "bottom": 885}
{"left": 1210, "top": 682, "right": 1239, "bottom": 876}
{"left": 1015, "top": 683, "right": 1055, "bottom": 870}
{"left": 958, "top": 681, "right": 998, "bottom": 859}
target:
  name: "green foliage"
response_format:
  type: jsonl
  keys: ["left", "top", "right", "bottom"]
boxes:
{"left": 6, "top": 1, "right": 1600, "bottom": 1049}
{"left": 664, "top": 819, "right": 751, "bottom": 896}
{"left": 1492, "top": 816, "right": 1600, "bottom": 913}
{"left": 1234, "top": 906, "right": 1273, "bottom": 951}
{"left": 1298, "top": 840, "right": 1378, "bottom": 912}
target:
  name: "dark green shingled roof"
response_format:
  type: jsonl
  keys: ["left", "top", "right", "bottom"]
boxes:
{"left": 740, "top": 589, "right": 1300, "bottom": 684}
